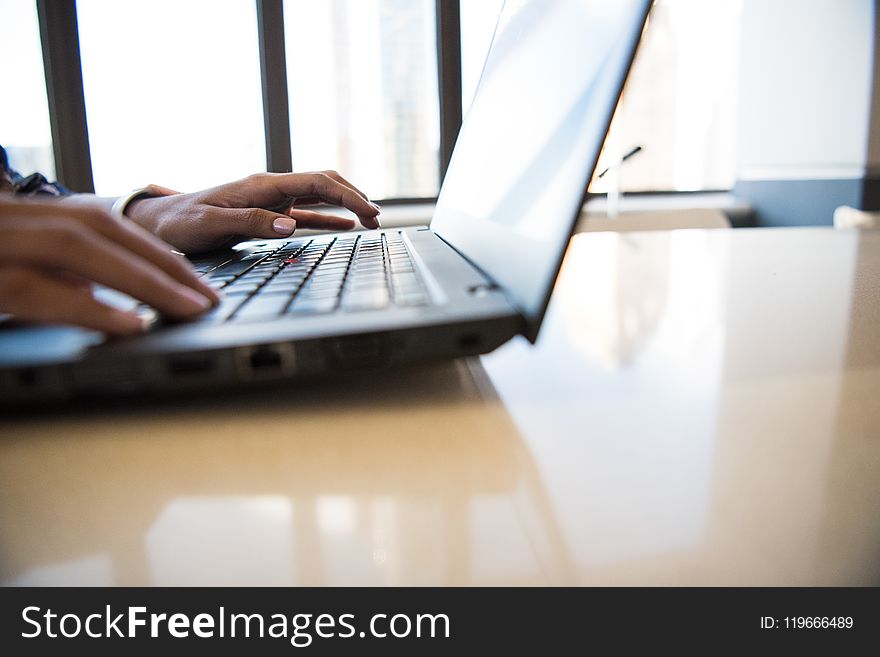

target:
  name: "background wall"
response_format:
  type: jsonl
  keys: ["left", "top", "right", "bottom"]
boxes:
{"left": 734, "top": 0, "right": 878, "bottom": 226}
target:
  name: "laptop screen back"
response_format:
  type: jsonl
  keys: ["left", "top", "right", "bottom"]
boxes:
{"left": 431, "top": 0, "right": 651, "bottom": 340}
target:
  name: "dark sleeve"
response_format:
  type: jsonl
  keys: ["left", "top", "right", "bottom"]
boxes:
{"left": 0, "top": 144, "right": 70, "bottom": 197}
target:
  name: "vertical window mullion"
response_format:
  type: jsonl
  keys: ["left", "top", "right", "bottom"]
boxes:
{"left": 256, "top": 0, "right": 293, "bottom": 173}
{"left": 435, "top": 0, "right": 462, "bottom": 183}
{"left": 36, "top": 0, "right": 94, "bottom": 193}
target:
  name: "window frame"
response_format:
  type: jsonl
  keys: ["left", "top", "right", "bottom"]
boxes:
{"left": 35, "top": 0, "right": 462, "bottom": 200}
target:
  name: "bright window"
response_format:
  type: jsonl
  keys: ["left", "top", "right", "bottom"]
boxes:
{"left": 77, "top": 0, "right": 266, "bottom": 196}
{"left": 460, "top": 0, "right": 505, "bottom": 117}
{"left": 283, "top": 0, "right": 440, "bottom": 200}
{"left": 0, "top": 0, "right": 55, "bottom": 179}
{"left": 460, "top": 0, "right": 741, "bottom": 193}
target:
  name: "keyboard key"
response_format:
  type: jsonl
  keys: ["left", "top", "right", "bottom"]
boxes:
{"left": 277, "top": 264, "right": 309, "bottom": 275}
{"left": 287, "top": 297, "right": 338, "bottom": 314}
{"left": 232, "top": 294, "right": 291, "bottom": 321}
{"left": 235, "top": 274, "right": 271, "bottom": 284}
{"left": 350, "top": 271, "right": 387, "bottom": 282}
{"left": 224, "top": 282, "right": 261, "bottom": 295}
{"left": 196, "top": 296, "right": 246, "bottom": 323}
{"left": 264, "top": 276, "right": 304, "bottom": 288}
{"left": 210, "top": 259, "right": 261, "bottom": 277}
{"left": 343, "top": 289, "right": 389, "bottom": 311}
{"left": 395, "top": 292, "right": 430, "bottom": 306}
{"left": 300, "top": 286, "right": 341, "bottom": 299}
{"left": 260, "top": 284, "right": 300, "bottom": 295}
{"left": 311, "top": 279, "right": 345, "bottom": 290}
{"left": 313, "top": 268, "right": 348, "bottom": 279}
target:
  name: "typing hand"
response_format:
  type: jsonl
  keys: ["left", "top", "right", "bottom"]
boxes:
{"left": 0, "top": 196, "right": 220, "bottom": 335}
{"left": 125, "top": 171, "right": 381, "bottom": 254}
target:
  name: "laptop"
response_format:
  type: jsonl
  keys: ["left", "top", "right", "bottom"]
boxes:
{"left": 0, "top": 0, "right": 652, "bottom": 404}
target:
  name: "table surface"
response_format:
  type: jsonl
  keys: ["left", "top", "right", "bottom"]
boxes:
{"left": 1, "top": 227, "right": 878, "bottom": 586}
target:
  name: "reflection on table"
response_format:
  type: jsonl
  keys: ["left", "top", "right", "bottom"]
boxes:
{"left": 1, "top": 228, "right": 878, "bottom": 585}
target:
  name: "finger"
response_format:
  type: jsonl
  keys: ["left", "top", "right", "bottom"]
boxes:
{"left": 77, "top": 209, "right": 221, "bottom": 304}
{"left": 0, "top": 218, "right": 214, "bottom": 319}
{"left": 291, "top": 197, "right": 327, "bottom": 207}
{"left": 321, "top": 170, "right": 370, "bottom": 203}
{"left": 260, "top": 173, "right": 380, "bottom": 228}
{"left": 287, "top": 208, "right": 356, "bottom": 231}
{"left": 299, "top": 173, "right": 380, "bottom": 229}
{"left": 53, "top": 271, "right": 94, "bottom": 290}
{"left": 201, "top": 207, "right": 302, "bottom": 241}
{"left": 0, "top": 265, "right": 146, "bottom": 335}
{"left": 288, "top": 210, "right": 354, "bottom": 230}
{"left": 0, "top": 200, "right": 220, "bottom": 305}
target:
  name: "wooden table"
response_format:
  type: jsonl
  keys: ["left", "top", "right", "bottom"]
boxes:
{"left": 2, "top": 227, "right": 878, "bottom": 585}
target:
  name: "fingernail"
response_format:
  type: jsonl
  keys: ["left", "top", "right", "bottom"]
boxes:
{"left": 204, "top": 285, "right": 222, "bottom": 305}
{"left": 115, "top": 310, "right": 151, "bottom": 334}
{"left": 273, "top": 217, "right": 296, "bottom": 236}
{"left": 370, "top": 202, "right": 381, "bottom": 212}
{"left": 178, "top": 287, "right": 213, "bottom": 312}
{"left": 136, "top": 309, "right": 157, "bottom": 332}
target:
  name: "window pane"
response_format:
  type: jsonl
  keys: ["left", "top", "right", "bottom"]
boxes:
{"left": 284, "top": 0, "right": 440, "bottom": 200}
{"left": 461, "top": 0, "right": 741, "bottom": 193}
{"left": 460, "top": 0, "right": 504, "bottom": 117}
{"left": 593, "top": 0, "right": 741, "bottom": 193}
{"left": 0, "top": 0, "right": 55, "bottom": 180}
{"left": 77, "top": 0, "right": 266, "bottom": 196}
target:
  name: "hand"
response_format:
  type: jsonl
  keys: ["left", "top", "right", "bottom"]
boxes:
{"left": 125, "top": 171, "right": 382, "bottom": 254}
{"left": 0, "top": 195, "right": 220, "bottom": 335}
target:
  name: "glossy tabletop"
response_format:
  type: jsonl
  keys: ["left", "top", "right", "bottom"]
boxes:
{"left": 1, "top": 227, "right": 879, "bottom": 586}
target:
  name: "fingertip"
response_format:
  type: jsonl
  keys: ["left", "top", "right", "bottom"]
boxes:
{"left": 201, "top": 283, "right": 222, "bottom": 305}
{"left": 273, "top": 216, "right": 297, "bottom": 236}
{"left": 107, "top": 309, "right": 150, "bottom": 336}
{"left": 174, "top": 286, "right": 214, "bottom": 316}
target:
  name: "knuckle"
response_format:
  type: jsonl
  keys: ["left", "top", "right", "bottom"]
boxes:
{"left": 46, "top": 223, "right": 89, "bottom": 253}
{"left": 247, "top": 172, "right": 270, "bottom": 184}
{"left": 123, "top": 261, "right": 167, "bottom": 297}
{"left": 0, "top": 266, "right": 38, "bottom": 306}
{"left": 62, "top": 200, "right": 114, "bottom": 225}
{"left": 241, "top": 208, "right": 265, "bottom": 231}
{"left": 305, "top": 174, "right": 323, "bottom": 194}
{"left": 194, "top": 206, "right": 213, "bottom": 226}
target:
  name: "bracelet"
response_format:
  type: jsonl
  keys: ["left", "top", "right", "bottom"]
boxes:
{"left": 111, "top": 184, "right": 179, "bottom": 217}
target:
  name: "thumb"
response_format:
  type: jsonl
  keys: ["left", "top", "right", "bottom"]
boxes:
{"left": 217, "top": 207, "right": 298, "bottom": 240}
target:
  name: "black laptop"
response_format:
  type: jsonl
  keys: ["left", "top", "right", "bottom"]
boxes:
{"left": 0, "top": 0, "right": 652, "bottom": 403}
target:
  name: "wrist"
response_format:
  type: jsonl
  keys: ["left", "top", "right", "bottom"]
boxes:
{"left": 112, "top": 184, "right": 180, "bottom": 219}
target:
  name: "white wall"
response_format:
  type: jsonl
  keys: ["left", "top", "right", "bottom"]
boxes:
{"left": 737, "top": 0, "right": 876, "bottom": 181}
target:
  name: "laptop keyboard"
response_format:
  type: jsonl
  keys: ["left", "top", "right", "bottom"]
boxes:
{"left": 192, "top": 232, "right": 431, "bottom": 324}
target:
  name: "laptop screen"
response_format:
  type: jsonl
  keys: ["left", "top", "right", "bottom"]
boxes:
{"left": 431, "top": 0, "right": 651, "bottom": 340}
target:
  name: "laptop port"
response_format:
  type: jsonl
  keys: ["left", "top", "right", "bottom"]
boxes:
{"left": 167, "top": 353, "right": 216, "bottom": 380}
{"left": 457, "top": 333, "right": 483, "bottom": 352}
{"left": 236, "top": 343, "right": 296, "bottom": 379}
{"left": 15, "top": 368, "right": 43, "bottom": 387}
{"left": 325, "top": 333, "right": 388, "bottom": 369}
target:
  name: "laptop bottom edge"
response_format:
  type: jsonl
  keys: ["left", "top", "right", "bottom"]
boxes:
{"left": 1, "top": 313, "right": 522, "bottom": 408}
